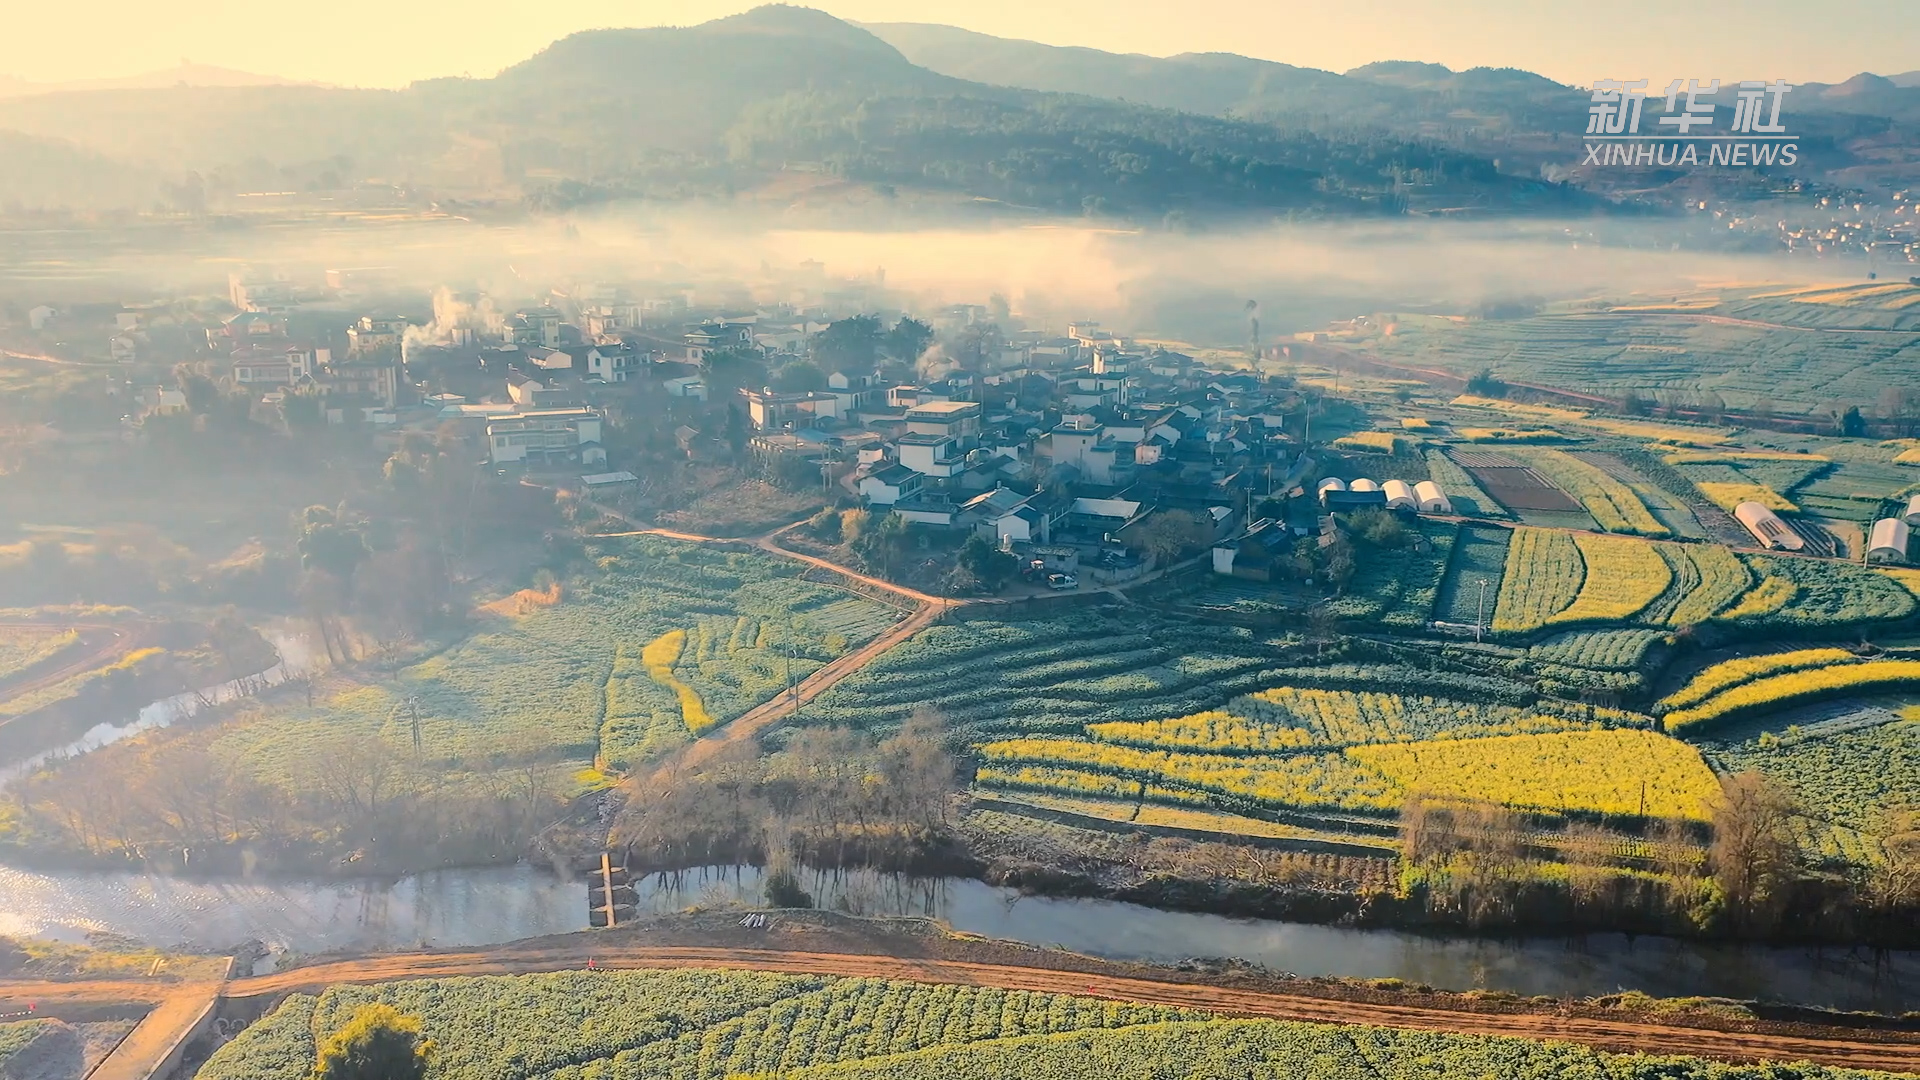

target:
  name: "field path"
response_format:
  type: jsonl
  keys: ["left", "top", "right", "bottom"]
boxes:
{"left": 146, "top": 942, "right": 1917, "bottom": 1073}
{"left": 570, "top": 502, "right": 959, "bottom": 788}
{"left": 87, "top": 980, "right": 221, "bottom": 1080}
{"left": 0, "top": 620, "right": 133, "bottom": 705}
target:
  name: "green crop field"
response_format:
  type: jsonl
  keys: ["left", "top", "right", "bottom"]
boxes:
{"left": 1434, "top": 526, "right": 1510, "bottom": 625}
{"left": 1367, "top": 307, "right": 1920, "bottom": 416}
{"left": 1327, "top": 522, "right": 1456, "bottom": 629}
{"left": 191, "top": 968, "right": 1915, "bottom": 1080}
{"left": 800, "top": 615, "right": 1308, "bottom": 741}
{"left": 208, "top": 537, "right": 900, "bottom": 775}
{"left": 1703, "top": 708, "right": 1920, "bottom": 833}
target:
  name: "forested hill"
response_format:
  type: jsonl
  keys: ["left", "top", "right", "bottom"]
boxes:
{"left": 866, "top": 21, "right": 1920, "bottom": 195}
{"left": 0, "top": 5, "right": 1583, "bottom": 220}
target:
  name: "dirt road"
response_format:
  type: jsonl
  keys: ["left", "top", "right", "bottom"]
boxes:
{"left": 87, "top": 982, "right": 221, "bottom": 1080}
{"left": 186, "top": 942, "right": 1918, "bottom": 1073}
{"left": 0, "top": 620, "right": 133, "bottom": 704}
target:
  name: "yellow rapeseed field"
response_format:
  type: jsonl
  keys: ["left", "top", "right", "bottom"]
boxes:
{"left": 640, "top": 629, "right": 714, "bottom": 733}
{"left": 1332, "top": 431, "right": 1411, "bottom": 455}
{"left": 1349, "top": 729, "right": 1721, "bottom": 820}
{"left": 1088, "top": 710, "right": 1317, "bottom": 753}
{"left": 1695, "top": 481, "right": 1797, "bottom": 513}
{"left": 1713, "top": 573, "right": 1797, "bottom": 622}
{"left": 1662, "top": 659, "right": 1920, "bottom": 732}
{"left": 1547, "top": 533, "right": 1671, "bottom": 626}
{"left": 1491, "top": 527, "right": 1584, "bottom": 633}
{"left": 1658, "top": 647, "right": 1858, "bottom": 712}
{"left": 1666, "top": 544, "right": 1752, "bottom": 626}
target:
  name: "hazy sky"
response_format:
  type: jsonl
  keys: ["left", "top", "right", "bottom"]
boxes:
{"left": 5, "top": 0, "right": 1916, "bottom": 88}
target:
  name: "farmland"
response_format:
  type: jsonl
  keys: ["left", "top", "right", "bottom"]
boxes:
{"left": 185, "top": 536, "right": 902, "bottom": 781}
{"left": 800, "top": 615, "right": 1311, "bottom": 741}
{"left": 977, "top": 725, "right": 1713, "bottom": 821}
{"left": 189, "top": 966, "right": 1920, "bottom": 1080}
{"left": 0, "top": 626, "right": 77, "bottom": 679}
{"left": 1705, "top": 711, "right": 1920, "bottom": 832}
{"left": 1365, "top": 305, "right": 1920, "bottom": 416}
{"left": 1489, "top": 528, "right": 1583, "bottom": 632}
{"left": 1546, "top": 533, "right": 1670, "bottom": 626}
{"left": 1661, "top": 660, "right": 1920, "bottom": 733}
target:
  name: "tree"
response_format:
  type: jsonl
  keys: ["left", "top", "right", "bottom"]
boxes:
{"left": 850, "top": 511, "right": 909, "bottom": 570}
{"left": 807, "top": 507, "right": 842, "bottom": 542}
{"left": 296, "top": 507, "right": 369, "bottom": 581}
{"left": 1708, "top": 771, "right": 1802, "bottom": 932}
{"left": 839, "top": 508, "right": 872, "bottom": 546}
{"left": 312, "top": 1003, "right": 434, "bottom": 1080}
{"left": 770, "top": 360, "right": 827, "bottom": 393}
{"left": 883, "top": 316, "right": 933, "bottom": 364}
{"left": 1833, "top": 404, "right": 1867, "bottom": 438}
{"left": 1867, "top": 804, "right": 1920, "bottom": 913}
{"left": 701, "top": 347, "right": 768, "bottom": 403}
{"left": 1128, "top": 509, "right": 1209, "bottom": 566}
{"left": 1464, "top": 368, "right": 1507, "bottom": 398}
{"left": 1349, "top": 507, "right": 1409, "bottom": 549}
{"left": 957, "top": 533, "right": 1016, "bottom": 588}
{"left": 811, "top": 315, "right": 882, "bottom": 372}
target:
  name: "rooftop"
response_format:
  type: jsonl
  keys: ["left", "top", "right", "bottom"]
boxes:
{"left": 905, "top": 400, "right": 981, "bottom": 417}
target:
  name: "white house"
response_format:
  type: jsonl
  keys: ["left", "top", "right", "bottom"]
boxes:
{"left": 858, "top": 464, "right": 923, "bottom": 506}
{"left": 486, "top": 407, "right": 605, "bottom": 468}
{"left": 661, "top": 375, "right": 707, "bottom": 402}
{"left": 1904, "top": 492, "right": 1920, "bottom": 527}
{"left": 1382, "top": 479, "right": 1416, "bottom": 510}
{"left": 1869, "top": 517, "right": 1911, "bottom": 564}
{"left": 897, "top": 433, "right": 963, "bottom": 478}
{"left": 582, "top": 345, "right": 641, "bottom": 383}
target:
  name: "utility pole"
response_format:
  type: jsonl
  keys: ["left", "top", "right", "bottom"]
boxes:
{"left": 1474, "top": 579, "right": 1491, "bottom": 642}
{"left": 786, "top": 640, "right": 802, "bottom": 721}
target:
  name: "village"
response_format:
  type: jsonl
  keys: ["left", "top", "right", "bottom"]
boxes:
{"left": 11, "top": 269, "right": 1466, "bottom": 600}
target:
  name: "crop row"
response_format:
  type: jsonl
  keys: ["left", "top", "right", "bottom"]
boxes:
{"left": 1527, "top": 629, "right": 1668, "bottom": 672}
{"left": 1663, "top": 660, "right": 1920, "bottom": 733}
{"left": 1501, "top": 448, "right": 1672, "bottom": 537}
{"left": 978, "top": 728, "right": 1718, "bottom": 821}
{"left": 200, "top": 969, "right": 1203, "bottom": 1080}
{"left": 201, "top": 969, "right": 1891, "bottom": 1080}
{"left": 1658, "top": 648, "right": 1859, "bottom": 712}
{"left": 1490, "top": 527, "right": 1583, "bottom": 633}
{"left": 1545, "top": 533, "right": 1670, "bottom": 627}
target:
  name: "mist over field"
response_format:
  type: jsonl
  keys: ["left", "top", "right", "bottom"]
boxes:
{"left": 0, "top": 210, "right": 1830, "bottom": 344}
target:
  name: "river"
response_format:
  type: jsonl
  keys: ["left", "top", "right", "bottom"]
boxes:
{"left": 0, "top": 862, "right": 1912, "bottom": 1012}
{"left": 0, "top": 639, "right": 1913, "bottom": 1012}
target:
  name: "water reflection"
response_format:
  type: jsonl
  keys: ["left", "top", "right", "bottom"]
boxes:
{"left": 0, "top": 862, "right": 1911, "bottom": 1012}
{"left": 0, "top": 630, "right": 315, "bottom": 787}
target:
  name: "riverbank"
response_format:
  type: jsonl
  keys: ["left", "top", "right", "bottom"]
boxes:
{"left": 135, "top": 913, "right": 1920, "bottom": 1077}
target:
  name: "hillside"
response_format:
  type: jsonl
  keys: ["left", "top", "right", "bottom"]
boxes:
{"left": 0, "top": 5, "right": 1576, "bottom": 219}
{"left": 865, "top": 22, "right": 1920, "bottom": 193}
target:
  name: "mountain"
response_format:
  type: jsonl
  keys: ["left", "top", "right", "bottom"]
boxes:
{"left": 860, "top": 21, "right": 1409, "bottom": 123}
{"left": 0, "top": 62, "right": 304, "bottom": 98}
{"left": 0, "top": 6, "right": 1578, "bottom": 220}
{"left": 865, "top": 23, "right": 1920, "bottom": 197}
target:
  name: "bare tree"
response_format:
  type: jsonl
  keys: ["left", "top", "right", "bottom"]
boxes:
{"left": 1709, "top": 771, "right": 1802, "bottom": 932}
{"left": 1867, "top": 804, "right": 1920, "bottom": 913}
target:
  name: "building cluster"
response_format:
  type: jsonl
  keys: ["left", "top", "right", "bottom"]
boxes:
{"left": 731, "top": 323, "right": 1319, "bottom": 581}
